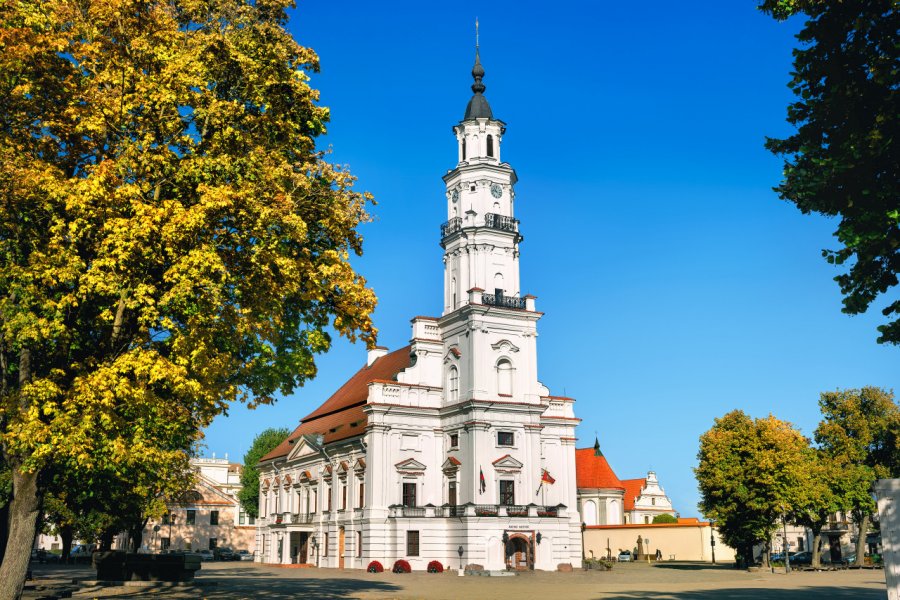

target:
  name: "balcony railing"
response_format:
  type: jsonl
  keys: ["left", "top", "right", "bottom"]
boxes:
{"left": 292, "top": 513, "right": 314, "bottom": 524}
{"left": 441, "top": 217, "right": 462, "bottom": 238}
{"left": 484, "top": 213, "right": 519, "bottom": 233}
{"left": 385, "top": 504, "right": 563, "bottom": 518}
{"left": 482, "top": 291, "right": 526, "bottom": 309}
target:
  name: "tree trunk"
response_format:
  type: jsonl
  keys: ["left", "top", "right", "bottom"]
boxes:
{"left": 0, "top": 466, "right": 41, "bottom": 600}
{"left": 811, "top": 531, "right": 822, "bottom": 568}
{"left": 854, "top": 513, "right": 869, "bottom": 566}
{"left": 99, "top": 529, "right": 114, "bottom": 552}
{"left": 60, "top": 525, "right": 73, "bottom": 565}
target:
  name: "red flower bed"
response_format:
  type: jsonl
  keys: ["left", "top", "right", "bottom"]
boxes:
{"left": 367, "top": 561, "right": 384, "bottom": 573}
{"left": 427, "top": 560, "right": 444, "bottom": 573}
{"left": 392, "top": 559, "right": 411, "bottom": 573}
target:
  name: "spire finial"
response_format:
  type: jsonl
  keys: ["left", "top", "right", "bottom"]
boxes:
{"left": 594, "top": 436, "right": 603, "bottom": 457}
{"left": 471, "top": 18, "right": 485, "bottom": 95}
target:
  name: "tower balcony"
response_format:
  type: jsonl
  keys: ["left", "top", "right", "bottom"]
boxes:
{"left": 484, "top": 212, "right": 519, "bottom": 233}
{"left": 441, "top": 217, "right": 462, "bottom": 239}
{"left": 482, "top": 290, "right": 526, "bottom": 309}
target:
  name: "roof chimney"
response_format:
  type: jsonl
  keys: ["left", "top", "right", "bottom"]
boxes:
{"left": 367, "top": 346, "right": 389, "bottom": 366}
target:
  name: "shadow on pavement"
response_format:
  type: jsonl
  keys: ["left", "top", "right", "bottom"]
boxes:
{"left": 192, "top": 577, "right": 400, "bottom": 599}
{"left": 595, "top": 585, "right": 885, "bottom": 600}
{"left": 651, "top": 563, "right": 736, "bottom": 571}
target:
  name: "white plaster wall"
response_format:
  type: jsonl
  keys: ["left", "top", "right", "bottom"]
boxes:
{"left": 875, "top": 479, "right": 899, "bottom": 600}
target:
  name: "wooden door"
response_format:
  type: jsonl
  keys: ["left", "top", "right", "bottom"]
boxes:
{"left": 299, "top": 533, "right": 308, "bottom": 564}
{"left": 338, "top": 528, "right": 345, "bottom": 569}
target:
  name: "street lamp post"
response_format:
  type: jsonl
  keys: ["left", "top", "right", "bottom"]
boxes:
{"left": 581, "top": 522, "right": 587, "bottom": 562}
{"left": 457, "top": 545, "right": 464, "bottom": 577}
{"left": 711, "top": 532, "right": 716, "bottom": 564}
{"left": 783, "top": 515, "right": 791, "bottom": 574}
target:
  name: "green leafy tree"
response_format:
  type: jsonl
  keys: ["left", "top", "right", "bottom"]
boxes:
{"left": 814, "top": 387, "right": 900, "bottom": 565}
{"left": 239, "top": 428, "right": 290, "bottom": 519}
{"left": 695, "top": 411, "right": 810, "bottom": 567}
{"left": 758, "top": 0, "right": 900, "bottom": 344}
{"left": 790, "top": 447, "right": 849, "bottom": 568}
{"left": 652, "top": 514, "right": 678, "bottom": 524}
{"left": 0, "top": 0, "right": 377, "bottom": 596}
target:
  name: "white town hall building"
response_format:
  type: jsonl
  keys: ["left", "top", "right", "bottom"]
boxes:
{"left": 255, "top": 45, "right": 584, "bottom": 572}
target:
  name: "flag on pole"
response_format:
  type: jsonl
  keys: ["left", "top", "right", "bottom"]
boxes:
{"left": 536, "top": 469, "right": 556, "bottom": 496}
{"left": 479, "top": 468, "right": 486, "bottom": 494}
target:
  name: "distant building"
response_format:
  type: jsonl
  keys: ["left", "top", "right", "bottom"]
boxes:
{"left": 575, "top": 439, "right": 676, "bottom": 526}
{"left": 142, "top": 456, "right": 256, "bottom": 554}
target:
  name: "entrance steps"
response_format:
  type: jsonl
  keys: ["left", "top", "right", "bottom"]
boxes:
{"left": 465, "top": 570, "right": 518, "bottom": 576}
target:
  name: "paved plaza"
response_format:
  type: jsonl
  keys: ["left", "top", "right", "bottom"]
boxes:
{"left": 28, "top": 560, "right": 888, "bottom": 600}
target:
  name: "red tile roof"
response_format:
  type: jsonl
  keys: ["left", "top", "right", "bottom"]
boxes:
{"left": 575, "top": 448, "right": 625, "bottom": 491}
{"left": 260, "top": 346, "right": 412, "bottom": 462}
{"left": 621, "top": 478, "right": 647, "bottom": 511}
{"left": 447, "top": 456, "right": 461, "bottom": 466}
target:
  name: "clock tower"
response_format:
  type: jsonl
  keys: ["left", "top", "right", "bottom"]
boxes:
{"left": 441, "top": 45, "right": 521, "bottom": 314}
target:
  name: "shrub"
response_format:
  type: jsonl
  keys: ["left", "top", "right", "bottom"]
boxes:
{"left": 427, "top": 560, "right": 444, "bottom": 573}
{"left": 367, "top": 561, "right": 384, "bottom": 573}
{"left": 652, "top": 514, "right": 678, "bottom": 524}
{"left": 392, "top": 559, "right": 411, "bottom": 573}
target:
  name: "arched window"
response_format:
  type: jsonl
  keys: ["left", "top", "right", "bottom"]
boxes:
{"left": 493, "top": 273, "right": 504, "bottom": 294}
{"left": 609, "top": 500, "right": 621, "bottom": 525}
{"left": 462, "top": 138, "right": 466, "bottom": 160}
{"left": 448, "top": 366, "right": 459, "bottom": 403}
{"left": 487, "top": 134, "right": 494, "bottom": 157}
{"left": 497, "top": 359, "right": 513, "bottom": 396}
{"left": 583, "top": 500, "right": 597, "bottom": 526}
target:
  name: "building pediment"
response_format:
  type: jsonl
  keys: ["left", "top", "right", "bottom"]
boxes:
{"left": 492, "top": 454, "right": 524, "bottom": 472}
{"left": 286, "top": 435, "right": 321, "bottom": 462}
{"left": 353, "top": 458, "right": 366, "bottom": 473}
{"left": 395, "top": 458, "right": 427, "bottom": 474}
{"left": 442, "top": 456, "right": 462, "bottom": 472}
{"left": 491, "top": 339, "right": 520, "bottom": 354}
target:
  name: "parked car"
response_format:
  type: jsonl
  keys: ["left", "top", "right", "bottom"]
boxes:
{"left": 791, "top": 551, "right": 813, "bottom": 566}
{"left": 214, "top": 547, "right": 236, "bottom": 561}
{"left": 617, "top": 550, "right": 632, "bottom": 562}
{"left": 70, "top": 544, "right": 97, "bottom": 564}
{"left": 236, "top": 550, "right": 254, "bottom": 561}
{"left": 196, "top": 549, "right": 214, "bottom": 561}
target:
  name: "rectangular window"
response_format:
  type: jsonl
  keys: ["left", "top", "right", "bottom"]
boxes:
{"left": 497, "top": 431, "right": 514, "bottom": 446}
{"left": 341, "top": 484, "right": 347, "bottom": 510}
{"left": 402, "top": 482, "right": 417, "bottom": 507}
{"left": 327, "top": 486, "right": 332, "bottom": 511}
{"left": 161, "top": 538, "right": 171, "bottom": 551}
{"left": 449, "top": 480, "right": 457, "bottom": 506}
{"left": 311, "top": 489, "right": 317, "bottom": 513}
{"left": 499, "top": 480, "right": 515, "bottom": 506}
{"left": 450, "top": 433, "right": 459, "bottom": 448}
{"left": 209, "top": 538, "right": 217, "bottom": 550}
{"left": 357, "top": 531, "right": 363, "bottom": 557}
{"left": 186, "top": 510, "right": 196, "bottom": 525}
{"left": 249, "top": 515, "right": 256, "bottom": 525}
{"left": 407, "top": 531, "right": 420, "bottom": 557}
{"left": 239, "top": 511, "right": 246, "bottom": 525}
{"left": 162, "top": 513, "right": 170, "bottom": 525}
{"left": 358, "top": 482, "right": 365, "bottom": 508}
{"left": 210, "top": 510, "right": 219, "bottom": 525}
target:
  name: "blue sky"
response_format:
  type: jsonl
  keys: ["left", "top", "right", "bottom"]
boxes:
{"left": 202, "top": 1, "right": 899, "bottom": 517}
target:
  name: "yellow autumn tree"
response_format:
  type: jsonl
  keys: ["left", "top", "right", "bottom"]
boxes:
{"left": 0, "top": 0, "right": 377, "bottom": 596}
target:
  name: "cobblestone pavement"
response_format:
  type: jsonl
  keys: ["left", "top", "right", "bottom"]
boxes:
{"left": 29, "top": 560, "right": 887, "bottom": 600}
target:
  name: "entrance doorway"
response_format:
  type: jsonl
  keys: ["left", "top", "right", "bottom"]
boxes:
{"left": 505, "top": 535, "right": 533, "bottom": 571}
{"left": 338, "top": 527, "right": 345, "bottom": 569}
{"left": 289, "top": 532, "right": 310, "bottom": 564}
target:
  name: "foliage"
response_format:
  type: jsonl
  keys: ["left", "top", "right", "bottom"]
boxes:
{"left": 695, "top": 410, "right": 810, "bottom": 565}
{"left": 814, "top": 388, "right": 900, "bottom": 562}
{"left": 758, "top": 0, "right": 900, "bottom": 344}
{"left": 366, "top": 560, "right": 384, "bottom": 573}
{"left": 788, "top": 447, "right": 848, "bottom": 567}
{"left": 238, "top": 428, "right": 290, "bottom": 518}
{"left": 0, "top": 0, "right": 376, "bottom": 593}
{"left": 652, "top": 514, "right": 678, "bottom": 524}
{"left": 426, "top": 560, "right": 444, "bottom": 573}
{"left": 392, "top": 559, "right": 411, "bottom": 573}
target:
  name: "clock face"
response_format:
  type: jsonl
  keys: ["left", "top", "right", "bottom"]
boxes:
{"left": 451, "top": 189, "right": 459, "bottom": 202}
{"left": 490, "top": 184, "right": 502, "bottom": 198}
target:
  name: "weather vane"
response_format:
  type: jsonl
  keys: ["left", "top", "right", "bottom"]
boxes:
{"left": 475, "top": 17, "right": 479, "bottom": 49}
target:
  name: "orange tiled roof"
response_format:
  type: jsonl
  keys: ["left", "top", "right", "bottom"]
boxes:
{"left": 621, "top": 478, "right": 647, "bottom": 511}
{"left": 260, "top": 347, "right": 412, "bottom": 462}
{"left": 575, "top": 448, "right": 625, "bottom": 491}
{"left": 447, "top": 456, "right": 461, "bottom": 466}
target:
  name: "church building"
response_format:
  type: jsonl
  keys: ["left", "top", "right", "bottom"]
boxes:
{"left": 255, "top": 45, "right": 583, "bottom": 571}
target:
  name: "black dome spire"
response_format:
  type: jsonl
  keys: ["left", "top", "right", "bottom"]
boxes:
{"left": 464, "top": 25, "right": 493, "bottom": 120}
